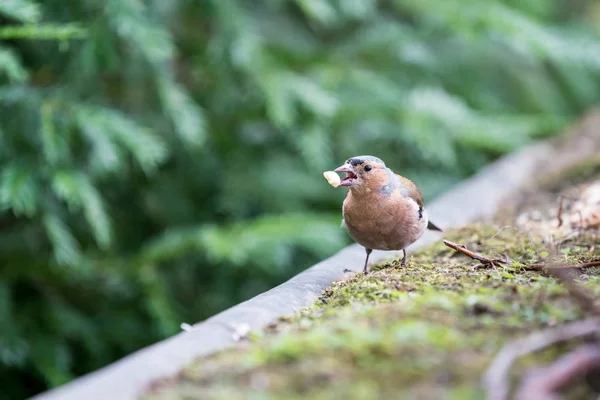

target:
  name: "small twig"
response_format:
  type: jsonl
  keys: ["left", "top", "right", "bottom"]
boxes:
{"left": 557, "top": 196, "right": 565, "bottom": 228}
{"left": 525, "top": 260, "right": 600, "bottom": 271}
{"left": 483, "top": 317, "right": 600, "bottom": 400}
{"left": 443, "top": 240, "right": 508, "bottom": 267}
{"left": 490, "top": 226, "right": 512, "bottom": 240}
{"left": 515, "top": 345, "right": 600, "bottom": 400}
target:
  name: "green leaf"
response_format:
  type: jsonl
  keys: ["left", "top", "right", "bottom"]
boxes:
{"left": 80, "top": 183, "right": 112, "bottom": 250}
{"left": 296, "top": 124, "right": 332, "bottom": 172}
{"left": 51, "top": 170, "right": 112, "bottom": 249}
{"left": 295, "top": 0, "right": 337, "bottom": 25}
{"left": 29, "top": 336, "right": 73, "bottom": 387}
{"left": 290, "top": 76, "right": 339, "bottom": 118}
{"left": 0, "top": 164, "right": 38, "bottom": 217}
{"left": 75, "top": 105, "right": 168, "bottom": 174}
{"left": 138, "top": 213, "right": 346, "bottom": 272}
{"left": 339, "top": 0, "right": 376, "bottom": 20}
{"left": 156, "top": 72, "right": 206, "bottom": 147}
{"left": 138, "top": 227, "right": 205, "bottom": 265}
{"left": 0, "top": 0, "right": 40, "bottom": 22}
{"left": 105, "top": 0, "right": 174, "bottom": 64}
{"left": 82, "top": 128, "right": 124, "bottom": 175}
{"left": 0, "top": 46, "right": 28, "bottom": 82}
{"left": 43, "top": 213, "right": 82, "bottom": 267}
{"left": 0, "top": 24, "right": 86, "bottom": 40}
{"left": 262, "top": 73, "right": 296, "bottom": 128}
{"left": 75, "top": 107, "right": 123, "bottom": 174}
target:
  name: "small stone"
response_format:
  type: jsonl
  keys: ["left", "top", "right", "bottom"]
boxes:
{"left": 180, "top": 322, "right": 193, "bottom": 332}
{"left": 230, "top": 323, "right": 251, "bottom": 341}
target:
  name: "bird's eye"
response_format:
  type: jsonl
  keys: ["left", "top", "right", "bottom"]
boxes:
{"left": 364, "top": 165, "right": 372, "bottom": 172}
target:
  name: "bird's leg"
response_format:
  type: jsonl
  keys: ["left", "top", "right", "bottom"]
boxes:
{"left": 363, "top": 248, "right": 372, "bottom": 274}
{"left": 401, "top": 249, "right": 407, "bottom": 267}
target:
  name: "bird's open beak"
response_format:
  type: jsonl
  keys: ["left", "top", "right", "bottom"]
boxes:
{"left": 334, "top": 164, "right": 358, "bottom": 187}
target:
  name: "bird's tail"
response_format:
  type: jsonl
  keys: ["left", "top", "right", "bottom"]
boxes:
{"left": 427, "top": 221, "right": 443, "bottom": 232}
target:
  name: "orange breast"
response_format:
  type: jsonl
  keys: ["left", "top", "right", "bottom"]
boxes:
{"left": 342, "top": 190, "right": 427, "bottom": 251}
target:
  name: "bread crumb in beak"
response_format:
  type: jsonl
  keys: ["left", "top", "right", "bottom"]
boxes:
{"left": 323, "top": 171, "right": 341, "bottom": 187}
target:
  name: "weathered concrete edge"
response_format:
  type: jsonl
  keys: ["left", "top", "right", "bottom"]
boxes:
{"left": 31, "top": 141, "right": 555, "bottom": 400}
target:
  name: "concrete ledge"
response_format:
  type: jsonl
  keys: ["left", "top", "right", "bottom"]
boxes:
{"left": 31, "top": 111, "right": 600, "bottom": 400}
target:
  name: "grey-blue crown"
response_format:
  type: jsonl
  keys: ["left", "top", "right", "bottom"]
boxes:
{"left": 347, "top": 156, "right": 386, "bottom": 167}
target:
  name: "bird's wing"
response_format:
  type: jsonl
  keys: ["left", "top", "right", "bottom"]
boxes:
{"left": 395, "top": 173, "right": 443, "bottom": 232}
{"left": 394, "top": 173, "right": 424, "bottom": 208}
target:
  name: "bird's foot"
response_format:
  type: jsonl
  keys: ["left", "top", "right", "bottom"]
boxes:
{"left": 400, "top": 249, "right": 408, "bottom": 267}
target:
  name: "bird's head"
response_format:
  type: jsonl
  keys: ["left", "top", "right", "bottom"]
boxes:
{"left": 334, "top": 156, "right": 389, "bottom": 190}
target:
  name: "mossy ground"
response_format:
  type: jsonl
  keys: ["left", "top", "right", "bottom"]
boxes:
{"left": 142, "top": 162, "right": 600, "bottom": 400}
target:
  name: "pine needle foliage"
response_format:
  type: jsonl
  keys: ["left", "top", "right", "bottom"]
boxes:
{"left": 0, "top": 0, "right": 599, "bottom": 397}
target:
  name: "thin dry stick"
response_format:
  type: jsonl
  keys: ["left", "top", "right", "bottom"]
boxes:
{"left": 525, "top": 260, "right": 600, "bottom": 271}
{"left": 443, "top": 240, "right": 508, "bottom": 267}
{"left": 515, "top": 345, "right": 600, "bottom": 400}
{"left": 490, "top": 226, "right": 512, "bottom": 240}
{"left": 482, "top": 317, "right": 600, "bottom": 400}
{"left": 557, "top": 196, "right": 565, "bottom": 228}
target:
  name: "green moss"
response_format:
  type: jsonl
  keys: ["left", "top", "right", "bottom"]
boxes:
{"left": 141, "top": 162, "right": 600, "bottom": 400}
{"left": 141, "top": 220, "right": 600, "bottom": 400}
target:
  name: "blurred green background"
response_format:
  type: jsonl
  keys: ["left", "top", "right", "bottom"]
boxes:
{"left": 1, "top": 0, "right": 599, "bottom": 398}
